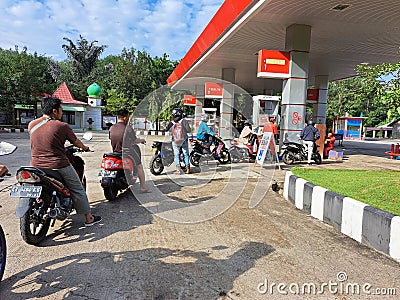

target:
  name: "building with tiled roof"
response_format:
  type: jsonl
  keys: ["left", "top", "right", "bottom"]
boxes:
{"left": 10, "top": 82, "right": 103, "bottom": 130}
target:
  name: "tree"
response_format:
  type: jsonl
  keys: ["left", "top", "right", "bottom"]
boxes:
{"left": 326, "top": 76, "right": 386, "bottom": 130}
{"left": 356, "top": 62, "right": 400, "bottom": 122}
{"left": 0, "top": 47, "right": 55, "bottom": 125}
{"left": 61, "top": 35, "right": 107, "bottom": 80}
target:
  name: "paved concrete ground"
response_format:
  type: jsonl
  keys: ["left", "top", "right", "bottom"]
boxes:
{"left": 0, "top": 132, "right": 399, "bottom": 299}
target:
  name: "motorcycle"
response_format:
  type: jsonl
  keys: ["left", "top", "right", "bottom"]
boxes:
{"left": 99, "top": 151, "right": 138, "bottom": 201}
{"left": 0, "top": 141, "right": 17, "bottom": 281}
{"left": 149, "top": 141, "right": 186, "bottom": 175}
{"left": 10, "top": 133, "right": 92, "bottom": 245}
{"left": 228, "top": 132, "right": 262, "bottom": 162}
{"left": 189, "top": 135, "right": 230, "bottom": 167}
{"left": 280, "top": 140, "right": 322, "bottom": 165}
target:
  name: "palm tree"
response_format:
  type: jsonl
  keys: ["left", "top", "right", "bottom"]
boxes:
{"left": 62, "top": 35, "right": 107, "bottom": 80}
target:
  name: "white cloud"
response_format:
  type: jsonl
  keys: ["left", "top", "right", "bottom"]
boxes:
{"left": 0, "top": 0, "right": 223, "bottom": 61}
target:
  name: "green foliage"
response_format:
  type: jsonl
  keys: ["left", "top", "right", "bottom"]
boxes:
{"left": 0, "top": 47, "right": 56, "bottom": 122}
{"left": 327, "top": 76, "right": 386, "bottom": 129}
{"left": 356, "top": 63, "right": 400, "bottom": 123}
{"left": 291, "top": 168, "right": 400, "bottom": 216}
{"left": 61, "top": 35, "right": 107, "bottom": 81}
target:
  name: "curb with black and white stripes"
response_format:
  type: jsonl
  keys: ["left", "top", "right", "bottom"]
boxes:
{"left": 283, "top": 171, "right": 400, "bottom": 262}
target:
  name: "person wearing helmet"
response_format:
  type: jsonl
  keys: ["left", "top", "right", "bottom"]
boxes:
{"left": 300, "top": 119, "right": 321, "bottom": 165}
{"left": 196, "top": 113, "right": 215, "bottom": 144}
{"left": 166, "top": 108, "right": 191, "bottom": 174}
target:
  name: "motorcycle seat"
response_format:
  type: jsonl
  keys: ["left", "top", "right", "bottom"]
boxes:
{"left": 103, "top": 152, "right": 122, "bottom": 158}
{"left": 38, "top": 168, "right": 64, "bottom": 182}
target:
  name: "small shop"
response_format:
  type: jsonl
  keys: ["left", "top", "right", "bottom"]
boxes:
{"left": 333, "top": 116, "right": 367, "bottom": 140}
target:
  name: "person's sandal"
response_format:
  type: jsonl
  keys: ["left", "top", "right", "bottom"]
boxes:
{"left": 84, "top": 215, "right": 102, "bottom": 227}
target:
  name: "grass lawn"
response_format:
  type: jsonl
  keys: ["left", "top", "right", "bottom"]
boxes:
{"left": 291, "top": 167, "right": 400, "bottom": 216}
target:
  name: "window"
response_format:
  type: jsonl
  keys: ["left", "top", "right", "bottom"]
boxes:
{"left": 62, "top": 112, "right": 75, "bottom": 125}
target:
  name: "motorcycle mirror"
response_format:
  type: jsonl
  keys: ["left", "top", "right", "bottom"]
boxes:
{"left": 0, "top": 141, "right": 17, "bottom": 156}
{"left": 82, "top": 132, "right": 93, "bottom": 141}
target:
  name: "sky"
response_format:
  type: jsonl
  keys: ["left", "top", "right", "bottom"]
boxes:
{"left": 0, "top": 0, "right": 224, "bottom": 61}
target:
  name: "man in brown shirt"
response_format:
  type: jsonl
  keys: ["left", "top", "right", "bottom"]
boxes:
{"left": 28, "top": 97, "right": 101, "bottom": 227}
{"left": 109, "top": 109, "right": 151, "bottom": 193}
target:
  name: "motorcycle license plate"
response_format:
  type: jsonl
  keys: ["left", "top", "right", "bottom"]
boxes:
{"left": 10, "top": 185, "right": 42, "bottom": 198}
{"left": 98, "top": 169, "right": 117, "bottom": 178}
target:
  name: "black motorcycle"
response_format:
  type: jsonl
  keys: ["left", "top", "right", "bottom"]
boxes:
{"left": 10, "top": 143, "right": 89, "bottom": 245}
{"left": 189, "top": 135, "right": 230, "bottom": 167}
{"left": 149, "top": 141, "right": 185, "bottom": 175}
{"left": 280, "top": 140, "right": 322, "bottom": 165}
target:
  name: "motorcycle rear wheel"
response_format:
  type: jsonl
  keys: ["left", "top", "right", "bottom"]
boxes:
{"left": 282, "top": 152, "right": 295, "bottom": 165}
{"left": 149, "top": 155, "right": 164, "bottom": 175}
{"left": 313, "top": 152, "right": 322, "bottom": 165}
{"left": 103, "top": 182, "right": 118, "bottom": 201}
{"left": 218, "top": 149, "right": 231, "bottom": 164}
{"left": 0, "top": 226, "right": 6, "bottom": 281}
{"left": 190, "top": 153, "right": 200, "bottom": 167}
{"left": 20, "top": 204, "right": 51, "bottom": 245}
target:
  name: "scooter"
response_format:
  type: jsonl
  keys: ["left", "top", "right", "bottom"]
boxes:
{"left": 149, "top": 141, "right": 186, "bottom": 175}
{"left": 228, "top": 132, "right": 261, "bottom": 162}
{"left": 99, "top": 152, "right": 137, "bottom": 201}
{"left": 189, "top": 135, "right": 230, "bottom": 166}
{"left": 10, "top": 132, "right": 92, "bottom": 245}
{"left": 280, "top": 140, "right": 322, "bottom": 165}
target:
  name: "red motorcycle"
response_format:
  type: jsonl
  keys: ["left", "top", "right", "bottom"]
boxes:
{"left": 228, "top": 132, "right": 262, "bottom": 162}
{"left": 99, "top": 153, "right": 137, "bottom": 201}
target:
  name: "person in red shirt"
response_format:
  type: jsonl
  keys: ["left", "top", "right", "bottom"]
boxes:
{"left": 323, "top": 133, "right": 336, "bottom": 158}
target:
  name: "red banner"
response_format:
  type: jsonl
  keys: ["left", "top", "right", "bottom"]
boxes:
{"left": 183, "top": 94, "right": 196, "bottom": 106}
{"left": 257, "top": 50, "right": 290, "bottom": 79}
{"left": 307, "top": 89, "right": 319, "bottom": 102}
{"left": 205, "top": 82, "right": 223, "bottom": 98}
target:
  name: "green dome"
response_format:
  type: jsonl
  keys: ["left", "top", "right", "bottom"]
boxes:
{"left": 87, "top": 82, "right": 102, "bottom": 97}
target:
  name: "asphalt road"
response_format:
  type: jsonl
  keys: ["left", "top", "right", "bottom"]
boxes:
{"left": 0, "top": 131, "right": 399, "bottom": 299}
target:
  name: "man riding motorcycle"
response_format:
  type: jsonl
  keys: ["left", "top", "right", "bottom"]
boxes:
{"left": 196, "top": 114, "right": 215, "bottom": 145}
{"left": 28, "top": 97, "right": 101, "bottom": 227}
{"left": 300, "top": 120, "right": 321, "bottom": 165}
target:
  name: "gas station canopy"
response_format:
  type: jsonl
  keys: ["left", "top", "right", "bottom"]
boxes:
{"left": 167, "top": 0, "right": 400, "bottom": 94}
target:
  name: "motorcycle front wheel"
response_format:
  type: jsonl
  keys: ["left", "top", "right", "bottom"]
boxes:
{"left": 218, "top": 149, "right": 231, "bottom": 164}
{"left": 20, "top": 202, "right": 51, "bottom": 245}
{"left": 0, "top": 226, "right": 6, "bottom": 281}
{"left": 149, "top": 155, "right": 164, "bottom": 175}
{"left": 190, "top": 153, "right": 201, "bottom": 167}
{"left": 282, "top": 151, "right": 295, "bottom": 165}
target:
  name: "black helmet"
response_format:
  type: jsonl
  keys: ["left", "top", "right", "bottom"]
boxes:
{"left": 172, "top": 108, "right": 183, "bottom": 118}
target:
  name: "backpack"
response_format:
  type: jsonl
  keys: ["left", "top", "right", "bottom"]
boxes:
{"left": 172, "top": 120, "right": 185, "bottom": 144}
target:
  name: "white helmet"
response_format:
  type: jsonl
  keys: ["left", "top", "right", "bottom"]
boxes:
{"left": 201, "top": 114, "right": 209, "bottom": 122}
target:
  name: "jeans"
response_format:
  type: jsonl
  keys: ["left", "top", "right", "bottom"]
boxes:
{"left": 54, "top": 165, "right": 91, "bottom": 214}
{"left": 172, "top": 139, "right": 190, "bottom": 167}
